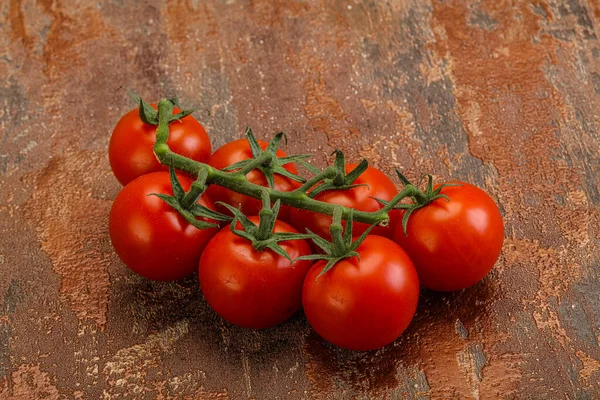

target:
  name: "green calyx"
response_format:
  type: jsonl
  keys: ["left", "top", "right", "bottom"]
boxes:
{"left": 295, "top": 207, "right": 376, "bottom": 282}
{"left": 150, "top": 164, "right": 231, "bottom": 230}
{"left": 223, "top": 128, "right": 310, "bottom": 188}
{"left": 308, "top": 150, "right": 369, "bottom": 198}
{"left": 393, "top": 171, "right": 461, "bottom": 236}
{"left": 124, "top": 88, "right": 198, "bottom": 125}
{"left": 219, "top": 190, "right": 314, "bottom": 263}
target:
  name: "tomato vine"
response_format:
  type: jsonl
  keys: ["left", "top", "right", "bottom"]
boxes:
{"left": 151, "top": 98, "right": 421, "bottom": 226}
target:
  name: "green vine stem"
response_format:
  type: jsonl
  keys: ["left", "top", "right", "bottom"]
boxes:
{"left": 180, "top": 166, "right": 209, "bottom": 209}
{"left": 153, "top": 99, "right": 418, "bottom": 226}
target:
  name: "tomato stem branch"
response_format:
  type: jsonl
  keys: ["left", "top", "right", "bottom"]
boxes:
{"left": 330, "top": 208, "right": 345, "bottom": 253}
{"left": 181, "top": 166, "right": 209, "bottom": 209}
{"left": 238, "top": 152, "right": 273, "bottom": 176}
{"left": 294, "top": 166, "right": 337, "bottom": 194}
{"left": 257, "top": 191, "right": 276, "bottom": 241}
{"left": 380, "top": 186, "right": 417, "bottom": 214}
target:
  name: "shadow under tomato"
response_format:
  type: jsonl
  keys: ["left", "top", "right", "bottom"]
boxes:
{"left": 110, "top": 268, "right": 308, "bottom": 345}
{"left": 301, "top": 274, "right": 500, "bottom": 395}
{"left": 107, "top": 267, "right": 312, "bottom": 392}
{"left": 417, "top": 271, "right": 500, "bottom": 324}
{"left": 107, "top": 271, "right": 210, "bottom": 335}
{"left": 106, "top": 265, "right": 501, "bottom": 397}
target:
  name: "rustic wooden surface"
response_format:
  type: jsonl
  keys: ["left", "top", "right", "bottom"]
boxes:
{"left": 2, "top": 0, "right": 600, "bottom": 398}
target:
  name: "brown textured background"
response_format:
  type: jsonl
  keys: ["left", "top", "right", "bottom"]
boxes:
{"left": 1, "top": 0, "right": 600, "bottom": 398}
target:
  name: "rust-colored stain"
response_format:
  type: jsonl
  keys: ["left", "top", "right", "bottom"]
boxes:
{"left": 0, "top": 364, "right": 60, "bottom": 400}
{"left": 8, "top": 0, "right": 33, "bottom": 49}
{"left": 22, "top": 148, "right": 112, "bottom": 328}
{"left": 1, "top": 0, "right": 600, "bottom": 398}
{"left": 302, "top": 58, "right": 360, "bottom": 149}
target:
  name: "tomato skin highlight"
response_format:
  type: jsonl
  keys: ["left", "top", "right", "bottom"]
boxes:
{"left": 206, "top": 139, "right": 300, "bottom": 221}
{"left": 393, "top": 181, "right": 504, "bottom": 292}
{"left": 198, "top": 217, "right": 313, "bottom": 329}
{"left": 109, "top": 172, "right": 218, "bottom": 281}
{"left": 302, "top": 236, "right": 419, "bottom": 351}
{"left": 290, "top": 164, "right": 398, "bottom": 240}
{"left": 109, "top": 106, "right": 211, "bottom": 185}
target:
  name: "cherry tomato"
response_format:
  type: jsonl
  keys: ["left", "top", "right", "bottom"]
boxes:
{"left": 109, "top": 172, "right": 218, "bottom": 281}
{"left": 393, "top": 181, "right": 504, "bottom": 291}
{"left": 199, "top": 217, "right": 313, "bottom": 329}
{"left": 109, "top": 105, "right": 211, "bottom": 185}
{"left": 206, "top": 139, "right": 300, "bottom": 220}
{"left": 302, "top": 235, "right": 419, "bottom": 351}
{"left": 290, "top": 164, "right": 398, "bottom": 240}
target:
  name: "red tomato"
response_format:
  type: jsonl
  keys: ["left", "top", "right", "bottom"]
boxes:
{"left": 290, "top": 164, "right": 398, "bottom": 240}
{"left": 109, "top": 105, "right": 211, "bottom": 185}
{"left": 199, "top": 217, "right": 313, "bottom": 329}
{"left": 302, "top": 236, "right": 419, "bottom": 351}
{"left": 206, "top": 139, "right": 300, "bottom": 220}
{"left": 109, "top": 172, "right": 218, "bottom": 281}
{"left": 393, "top": 181, "right": 504, "bottom": 291}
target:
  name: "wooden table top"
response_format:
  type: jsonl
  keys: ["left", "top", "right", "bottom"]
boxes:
{"left": 1, "top": 0, "right": 599, "bottom": 398}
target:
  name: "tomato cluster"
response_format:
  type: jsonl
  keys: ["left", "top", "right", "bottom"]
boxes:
{"left": 108, "top": 99, "right": 504, "bottom": 351}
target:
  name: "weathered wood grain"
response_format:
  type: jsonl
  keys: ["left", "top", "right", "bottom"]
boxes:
{"left": 1, "top": 0, "right": 599, "bottom": 398}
